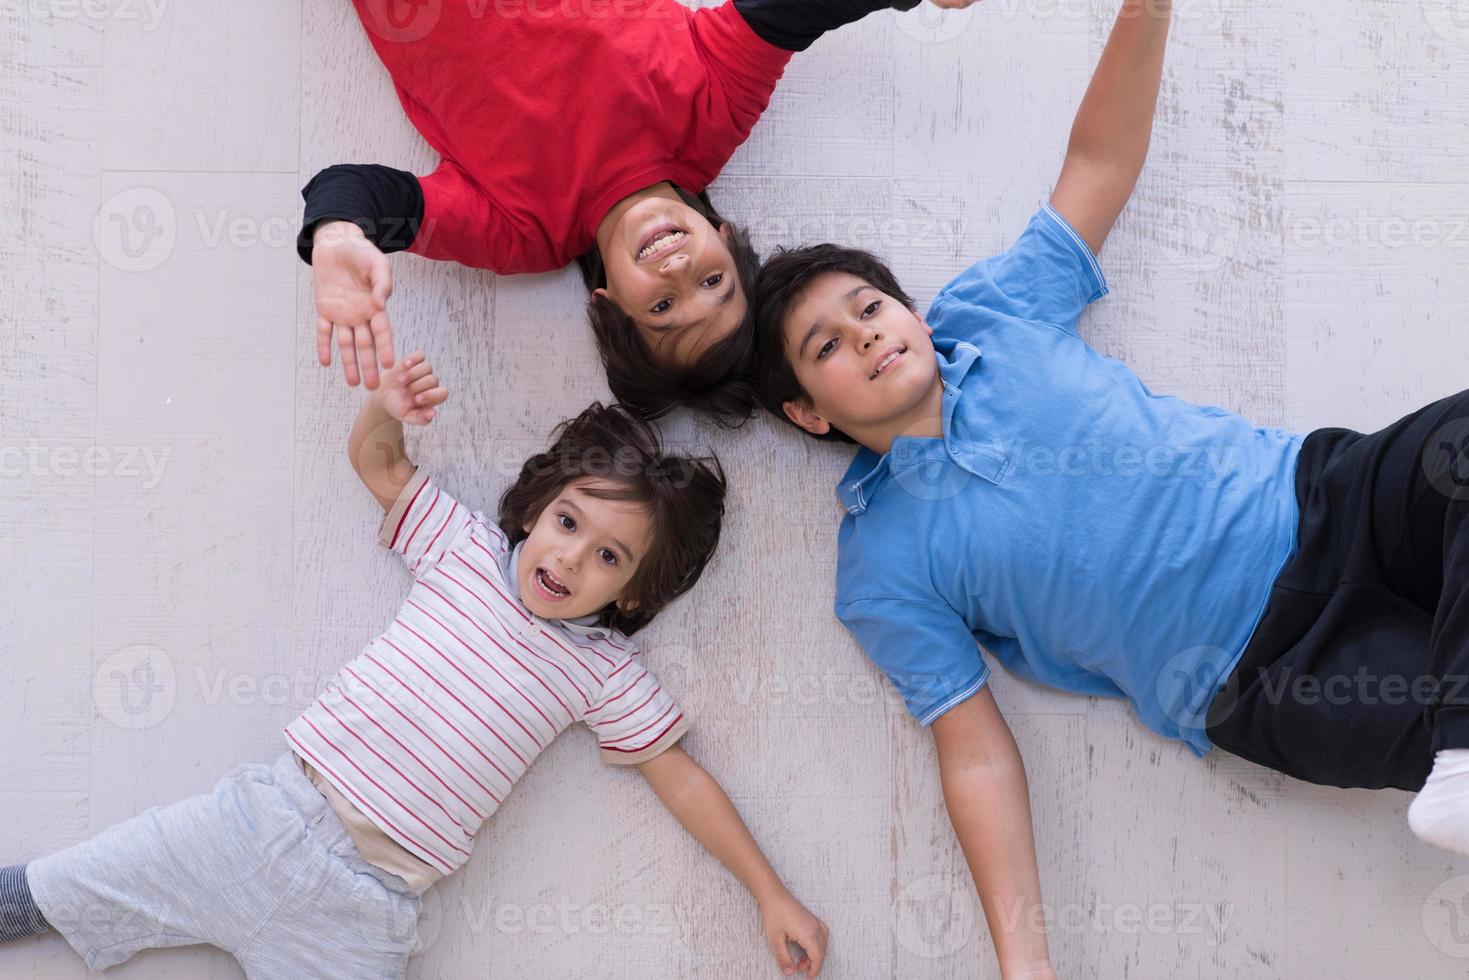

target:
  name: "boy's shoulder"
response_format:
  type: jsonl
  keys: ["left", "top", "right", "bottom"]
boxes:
{"left": 926, "top": 202, "right": 1109, "bottom": 339}
{"left": 835, "top": 471, "right": 947, "bottom": 599}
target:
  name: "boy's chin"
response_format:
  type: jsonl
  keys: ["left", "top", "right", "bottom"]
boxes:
{"left": 523, "top": 592, "right": 604, "bottom": 622}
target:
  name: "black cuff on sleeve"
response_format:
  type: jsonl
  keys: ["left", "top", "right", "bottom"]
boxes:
{"left": 734, "top": 0, "right": 921, "bottom": 52}
{"left": 297, "top": 164, "right": 425, "bottom": 265}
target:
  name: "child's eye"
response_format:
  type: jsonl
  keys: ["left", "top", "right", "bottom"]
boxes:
{"left": 597, "top": 548, "right": 618, "bottom": 565}
{"left": 861, "top": 300, "right": 881, "bottom": 318}
{"left": 557, "top": 513, "right": 575, "bottom": 532}
{"left": 651, "top": 298, "right": 672, "bottom": 315}
{"left": 817, "top": 337, "right": 838, "bottom": 360}
{"left": 701, "top": 273, "right": 723, "bottom": 288}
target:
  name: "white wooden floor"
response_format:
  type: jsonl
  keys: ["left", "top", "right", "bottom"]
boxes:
{"left": 3, "top": 1, "right": 1468, "bottom": 977}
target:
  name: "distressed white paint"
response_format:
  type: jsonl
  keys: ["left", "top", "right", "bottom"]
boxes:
{"left": 3, "top": 0, "right": 1469, "bottom": 977}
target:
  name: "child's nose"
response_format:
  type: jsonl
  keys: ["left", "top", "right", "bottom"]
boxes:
{"left": 659, "top": 252, "right": 690, "bottom": 275}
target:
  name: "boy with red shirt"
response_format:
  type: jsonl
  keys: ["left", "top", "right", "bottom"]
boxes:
{"left": 299, "top": 0, "right": 976, "bottom": 420}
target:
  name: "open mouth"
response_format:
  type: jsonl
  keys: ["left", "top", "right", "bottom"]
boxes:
{"left": 637, "top": 225, "right": 688, "bottom": 263}
{"left": 869, "top": 346, "right": 906, "bottom": 380}
{"left": 533, "top": 567, "right": 572, "bottom": 602}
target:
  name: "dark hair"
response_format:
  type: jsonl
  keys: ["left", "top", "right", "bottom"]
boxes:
{"left": 577, "top": 187, "right": 762, "bottom": 428}
{"left": 498, "top": 402, "right": 727, "bottom": 635}
{"left": 752, "top": 244, "right": 917, "bottom": 444}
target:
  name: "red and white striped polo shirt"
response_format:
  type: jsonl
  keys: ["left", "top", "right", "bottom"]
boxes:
{"left": 284, "top": 469, "right": 690, "bottom": 877}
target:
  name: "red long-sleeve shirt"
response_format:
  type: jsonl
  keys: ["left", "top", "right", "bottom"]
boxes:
{"left": 350, "top": 0, "right": 792, "bottom": 275}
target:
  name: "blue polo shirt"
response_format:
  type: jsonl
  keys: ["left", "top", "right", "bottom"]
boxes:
{"left": 834, "top": 203, "right": 1303, "bottom": 755}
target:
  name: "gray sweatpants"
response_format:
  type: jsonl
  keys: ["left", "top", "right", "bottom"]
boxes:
{"left": 27, "top": 752, "right": 422, "bottom": 979}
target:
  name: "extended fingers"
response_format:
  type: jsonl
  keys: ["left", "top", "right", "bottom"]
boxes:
{"left": 317, "top": 316, "right": 334, "bottom": 367}
{"left": 336, "top": 323, "right": 361, "bottom": 387}
{"left": 413, "top": 386, "right": 448, "bottom": 409}
{"left": 355, "top": 324, "right": 380, "bottom": 390}
{"left": 370, "top": 309, "right": 396, "bottom": 370}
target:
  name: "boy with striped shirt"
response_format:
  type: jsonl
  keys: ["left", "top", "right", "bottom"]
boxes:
{"left": 1, "top": 360, "right": 828, "bottom": 979}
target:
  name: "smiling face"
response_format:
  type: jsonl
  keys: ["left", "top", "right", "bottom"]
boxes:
{"left": 517, "top": 480, "right": 655, "bottom": 622}
{"left": 594, "top": 194, "right": 746, "bottom": 368}
{"left": 779, "top": 272, "right": 945, "bottom": 451}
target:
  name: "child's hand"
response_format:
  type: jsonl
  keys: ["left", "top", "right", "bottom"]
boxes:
{"left": 760, "top": 891, "right": 828, "bottom": 977}
{"left": 379, "top": 351, "right": 446, "bottom": 426}
{"left": 929, "top": 0, "right": 984, "bottom": 8}
{"left": 313, "top": 220, "right": 396, "bottom": 390}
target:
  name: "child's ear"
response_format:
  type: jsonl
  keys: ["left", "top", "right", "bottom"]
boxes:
{"left": 593, "top": 286, "right": 611, "bottom": 303}
{"left": 718, "top": 223, "right": 733, "bottom": 246}
{"left": 910, "top": 306, "right": 931, "bottom": 335}
{"left": 614, "top": 596, "right": 640, "bottom": 613}
{"left": 783, "top": 398, "right": 832, "bottom": 437}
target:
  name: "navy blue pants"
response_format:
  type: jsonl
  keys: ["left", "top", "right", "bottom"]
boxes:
{"left": 1206, "top": 388, "right": 1469, "bottom": 791}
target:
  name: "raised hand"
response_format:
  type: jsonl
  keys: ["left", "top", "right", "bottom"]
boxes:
{"left": 380, "top": 351, "right": 447, "bottom": 427}
{"left": 313, "top": 220, "right": 397, "bottom": 389}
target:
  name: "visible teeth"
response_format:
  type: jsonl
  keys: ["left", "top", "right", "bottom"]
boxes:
{"left": 638, "top": 230, "right": 685, "bottom": 260}
{"left": 873, "top": 350, "right": 901, "bottom": 376}
{"left": 538, "top": 569, "right": 570, "bottom": 596}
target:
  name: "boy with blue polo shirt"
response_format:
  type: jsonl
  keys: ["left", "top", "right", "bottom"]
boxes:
{"left": 753, "top": 0, "right": 1469, "bottom": 975}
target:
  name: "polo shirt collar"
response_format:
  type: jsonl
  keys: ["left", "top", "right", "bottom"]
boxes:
{"left": 504, "top": 540, "right": 616, "bottom": 639}
{"left": 835, "top": 341, "right": 985, "bottom": 517}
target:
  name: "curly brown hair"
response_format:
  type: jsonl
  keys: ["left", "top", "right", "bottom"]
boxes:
{"left": 497, "top": 403, "right": 727, "bottom": 635}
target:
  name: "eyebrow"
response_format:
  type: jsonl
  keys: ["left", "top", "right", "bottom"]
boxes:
{"left": 797, "top": 284, "right": 870, "bottom": 358}
{"left": 561, "top": 497, "right": 635, "bottom": 563}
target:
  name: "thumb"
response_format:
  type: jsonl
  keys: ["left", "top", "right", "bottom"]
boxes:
{"left": 371, "top": 258, "right": 393, "bottom": 307}
{"left": 767, "top": 928, "right": 795, "bottom": 975}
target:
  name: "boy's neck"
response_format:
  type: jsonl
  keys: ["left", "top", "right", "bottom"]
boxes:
{"left": 846, "top": 377, "right": 947, "bottom": 457}
{"left": 593, "top": 181, "right": 680, "bottom": 255}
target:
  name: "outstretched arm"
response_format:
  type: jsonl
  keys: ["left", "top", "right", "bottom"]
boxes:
{"left": 347, "top": 352, "right": 448, "bottom": 511}
{"left": 1050, "top": 0, "right": 1172, "bottom": 255}
{"left": 933, "top": 688, "right": 1057, "bottom": 980}
{"left": 302, "top": 161, "right": 522, "bottom": 388}
{"left": 735, "top": 0, "right": 985, "bottom": 53}
{"left": 639, "top": 745, "right": 829, "bottom": 976}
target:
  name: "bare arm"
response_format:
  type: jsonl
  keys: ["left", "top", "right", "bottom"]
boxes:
{"left": 638, "top": 745, "right": 829, "bottom": 976}
{"left": 347, "top": 351, "right": 447, "bottom": 511}
{"left": 1050, "top": 0, "right": 1173, "bottom": 255}
{"left": 932, "top": 688, "right": 1057, "bottom": 980}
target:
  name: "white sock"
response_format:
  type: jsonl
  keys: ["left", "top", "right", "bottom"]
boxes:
{"left": 1409, "top": 748, "right": 1469, "bottom": 856}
